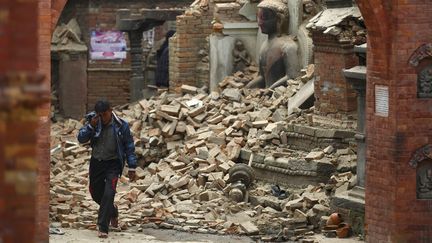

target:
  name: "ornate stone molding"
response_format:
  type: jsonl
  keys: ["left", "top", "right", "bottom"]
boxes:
{"left": 409, "top": 144, "right": 432, "bottom": 168}
{"left": 408, "top": 43, "right": 432, "bottom": 67}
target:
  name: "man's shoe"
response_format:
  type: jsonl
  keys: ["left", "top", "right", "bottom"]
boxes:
{"left": 110, "top": 205, "right": 119, "bottom": 228}
{"left": 110, "top": 216, "right": 118, "bottom": 228}
{"left": 98, "top": 231, "right": 108, "bottom": 238}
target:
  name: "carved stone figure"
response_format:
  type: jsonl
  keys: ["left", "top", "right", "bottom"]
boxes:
{"left": 232, "top": 39, "right": 252, "bottom": 73}
{"left": 418, "top": 65, "right": 432, "bottom": 98}
{"left": 418, "top": 168, "right": 432, "bottom": 193}
{"left": 246, "top": 0, "right": 300, "bottom": 89}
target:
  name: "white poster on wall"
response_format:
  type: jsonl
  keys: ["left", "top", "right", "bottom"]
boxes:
{"left": 90, "top": 30, "right": 127, "bottom": 60}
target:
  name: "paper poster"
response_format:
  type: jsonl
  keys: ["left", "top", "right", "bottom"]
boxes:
{"left": 90, "top": 30, "right": 127, "bottom": 60}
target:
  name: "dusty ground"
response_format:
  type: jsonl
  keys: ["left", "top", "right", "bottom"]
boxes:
{"left": 49, "top": 228, "right": 363, "bottom": 243}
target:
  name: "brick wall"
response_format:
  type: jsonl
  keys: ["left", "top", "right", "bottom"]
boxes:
{"left": 87, "top": 69, "right": 131, "bottom": 110}
{"left": 170, "top": 5, "right": 214, "bottom": 92}
{"left": 356, "top": 0, "right": 432, "bottom": 242}
{"left": 37, "top": 1, "right": 52, "bottom": 243}
{"left": 312, "top": 31, "right": 358, "bottom": 115}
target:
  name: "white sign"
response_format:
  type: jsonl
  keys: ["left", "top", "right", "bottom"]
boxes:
{"left": 375, "top": 85, "right": 389, "bottom": 117}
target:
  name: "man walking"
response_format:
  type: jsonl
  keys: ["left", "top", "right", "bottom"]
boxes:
{"left": 77, "top": 100, "right": 137, "bottom": 238}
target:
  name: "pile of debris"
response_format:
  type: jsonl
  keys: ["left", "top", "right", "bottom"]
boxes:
{"left": 50, "top": 66, "right": 358, "bottom": 242}
{"left": 307, "top": 7, "right": 367, "bottom": 46}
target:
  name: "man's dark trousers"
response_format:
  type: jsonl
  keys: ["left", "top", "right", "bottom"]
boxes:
{"left": 89, "top": 158, "right": 121, "bottom": 233}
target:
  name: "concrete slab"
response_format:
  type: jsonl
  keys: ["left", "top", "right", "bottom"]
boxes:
{"left": 287, "top": 78, "right": 315, "bottom": 115}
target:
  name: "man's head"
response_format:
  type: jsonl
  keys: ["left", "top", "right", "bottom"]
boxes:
{"left": 94, "top": 100, "right": 112, "bottom": 125}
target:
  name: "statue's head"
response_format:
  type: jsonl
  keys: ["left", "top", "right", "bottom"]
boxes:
{"left": 257, "top": 0, "right": 289, "bottom": 36}
{"left": 235, "top": 40, "right": 245, "bottom": 51}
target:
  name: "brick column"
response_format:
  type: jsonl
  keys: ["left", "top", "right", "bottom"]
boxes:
{"left": 312, "top": 31, "right": 358, "bottom": 114}
{"left": 37, "top": 0, "right": 52, "bottom": 241}
{"left": 170, "top": 6, "right": 213, "bottom": 92}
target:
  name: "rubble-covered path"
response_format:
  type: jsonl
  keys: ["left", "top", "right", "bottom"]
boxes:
{"left": 49, "top": 228, "right": 253, "bottom": 243}
{"left": 49, "top": 228, "right": 362, "bottom": 243}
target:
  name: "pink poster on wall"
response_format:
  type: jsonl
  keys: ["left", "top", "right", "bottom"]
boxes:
{"left": 90, "top": 30, "right": 127, "bottom": 60}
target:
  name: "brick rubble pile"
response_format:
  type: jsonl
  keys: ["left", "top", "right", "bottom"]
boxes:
{"left": 50, "top": 65, "right": 358, "bottom": 242}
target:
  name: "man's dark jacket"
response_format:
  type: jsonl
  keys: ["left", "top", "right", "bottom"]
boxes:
{"left": 77, "top": 112, "right": 137, "bottom": 173}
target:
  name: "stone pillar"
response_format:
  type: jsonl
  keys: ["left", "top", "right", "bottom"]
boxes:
{"left": 58, "top": 52, "right": 87, "bottom": 119}
{"left": 129, "top": 30, "right": 145, "bottom": 101}
{"left": 344, "top": 43, "right": 366, "bottom": 188}
{"left": 352, "top": 79, "right": 366, "bottom": 187}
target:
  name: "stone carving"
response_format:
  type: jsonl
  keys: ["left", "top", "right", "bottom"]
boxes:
{"left": 408, "top": 144, "right": 432, "bottom": 199}
{"left": 409, "top": 43, "right": 432, "bottom": 67}
{"left": 409, "top": 144, "right": 432, "bottom": 168}
{"left": 245, "top": 0, "right": 300, "bottom": 89}
{"left": 232, "top": 39, "right": 252, "bottom": 73}
{"left": 418, "top": 65, "right": 432, "bottom": 98}
{"left": 417, "top": 163, "right": 432, "bottom": 199}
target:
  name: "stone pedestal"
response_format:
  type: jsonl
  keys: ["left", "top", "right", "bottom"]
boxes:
{"left": 331, "top": 186, "right": 365, "bottom": 237}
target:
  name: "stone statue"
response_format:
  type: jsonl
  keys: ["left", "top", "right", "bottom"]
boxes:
{"left": 418, "top": 168, "right": 432, "bottom": 193}
{"left": 246, "top": 0, "right": 300, "bottom": 89}
{"left": 232, "top": 39, "right": 251, "bottom": 73}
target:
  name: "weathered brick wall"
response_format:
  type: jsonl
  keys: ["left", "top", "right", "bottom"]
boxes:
{"left": 170, "top": 5, "right": 214, "bottom": 92}
{"left": 356, "top": 0, "right": 432, "bottom": 242}
{"left": 312, "top": 32, "right": 358, "bottom": 115}
{"left": 87, "top": 69, "right": 131, "bottom": 110}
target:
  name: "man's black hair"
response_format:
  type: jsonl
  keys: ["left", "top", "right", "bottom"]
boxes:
{"left": 94, "top": 100, "right": 111, "bottom": 113}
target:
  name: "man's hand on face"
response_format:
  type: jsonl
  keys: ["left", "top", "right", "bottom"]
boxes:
{"left": 90, "top": 115, "right": 99, "bottom": 127}
{"left": 128, "top": 170, "right": 136, "bottom": 182}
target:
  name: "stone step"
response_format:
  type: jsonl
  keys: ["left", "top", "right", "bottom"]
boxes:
{"left": 287, "top": 78, "right": 315, "bottom": 115}
{"left": 348, "top": 186, "right": 365, "bottom": 201}
{"left": 343, "top": 65, "right": 366, "bottom": 81}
